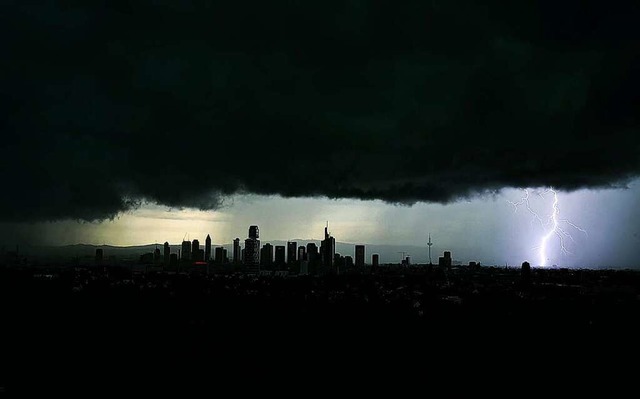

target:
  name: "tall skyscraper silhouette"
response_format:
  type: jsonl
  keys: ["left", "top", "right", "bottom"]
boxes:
{"left": 261, "top": 243, "right": 273, "bottom": 268}
{"left": 205, "top": 234, "right": 212, "bottom": 262}
{"left": 307, "top": 243, "right": 318, "bottom": 263}
{"left": 192, "top": 239, "right": 200, "bottom": 259}
{"left": 163, "top": 242, "right": 170, "bottom": 266}
{"left": 355, "top": 245, "right": 365, "bottom": 267}
{"left": 244, "top": 225, "right": 260, "bottom": 273}
{"left": 275, "top": 245, "right": 286, "bottom": 266}
{"left": 287, "top": 241, "right": 297, "bottom": 264}
{"left": 181, "top": 240, "right": 191, "bottom": 261}
{"left": 321, "top": 223, "right": 335, "bottom": 270}
{"left": 233, "top": 238, "right": 241, "bottom": 264}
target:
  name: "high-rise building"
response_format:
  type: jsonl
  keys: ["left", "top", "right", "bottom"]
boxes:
{"left": 181, "top": 240, "right": 191, "bottom": 261}
{"left": 307, "top": 243, "right": 319, "bottom": 263}
{"left": 287, "top": 241, "right": 297, "bottom": 264}
{"left": 521, "top": 261, "right": 531, "bottom": 285}
{"left": 321, "top": 224, "right": 335, "bottom": 270}
{"left": 297, "top": 246, "right": 307, "bottom": 262}
{"left": 372, "top": 254, "right": 379, "bottom": 267}
{"left": 275, "top": 245, "right": 286, "bottom": 266}
{"left": 260, "top": 243, "right": 274, "bottom": 268}
{"left": 438, "top": 251, "right": 452, "bottom": 268}
{"left": 170, "top": 253, "right": 178, "bottom": 269}
{"left": 249, "top": 225, "right": 259, "bottom": 240}
{"left": 192, "top": 239, "right": 200, "bottom": 260}
{"left": 244, "top": 225, "right": 260, "bottom": 273}
{"left": 214, "top": 247, "right": 225, "bottom": 264}
{"left": 355, "top": 245, "right": 365, "bottom": 267}
{"left": 205, "top": 234, "right": 212, "bottom": 261}
{"left": 233, "top": 238, "right": 241, "bottom": 264}
{"left": 163, "top": 242, "right": 170, "bottom": 266}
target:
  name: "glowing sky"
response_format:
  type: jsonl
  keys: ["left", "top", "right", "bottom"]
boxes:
{"left": 4, "top": 179, "right": 639, "bottom": 269}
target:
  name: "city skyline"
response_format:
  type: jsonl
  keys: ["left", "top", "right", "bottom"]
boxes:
{"left": 1, "top": 3, "right": 639, "bottom": 270}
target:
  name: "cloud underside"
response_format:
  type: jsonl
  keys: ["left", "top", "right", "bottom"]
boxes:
{"left": 1, "top": 1, "right": 638, "bottom": 221}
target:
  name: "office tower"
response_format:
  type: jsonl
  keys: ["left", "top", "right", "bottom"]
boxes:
{"left": 275, "top": 245, "right": 285, "bottom": 266}
{"left": 287, "top": 241, "right": 297, "bottom": 264}
{"left": 321, "top": 224, "right": 335, "bottom": 269}
{"left": 249, "top": 225, "right": 259, "bottom": 240}
{"left": 181, "top": 240, "right": 191, "bottom": 260}
{"left": 205, "top": 234, "right": 212, "bottom": 261}
{"left": 372, "top": 254, "right": 379, "bottom": 267}
{"left": 192, "top": 239, "right": 200, "bottom": 260}
{"left": 297, "top": 246, "right": 306, "bottom": 262}
{"left": 170, "top": 253, "right": 178, "bottom": 268}
{"left": 233, "top": 238, "right": 241, "bottom": 264}
{"left": 355, "top": 245, "right": 365, "bottom": 267}
{"left": 307, "top": 243, "right": 318, "bottom": 263}
{"left": 244, "top": 225, "right": 260, "bottom": 273}
{"left": 214, "top": 247, "right": 225, "bottom": 264}
{"left": 163, "top": 242, "right": 170, "bottom": 266}
{"left": 261, "top": 243, "right": 274, "bottom": 268}
{"left": 439, "top": 251, "right": 452, "bottom": 267}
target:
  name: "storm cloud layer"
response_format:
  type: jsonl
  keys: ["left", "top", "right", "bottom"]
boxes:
{"left": 1, "top": 1, "right": 638, "bottom": 221}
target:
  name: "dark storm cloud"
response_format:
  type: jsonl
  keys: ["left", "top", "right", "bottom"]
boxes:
{"left": 1, "top": 1, "right": 638, "bottom": 221}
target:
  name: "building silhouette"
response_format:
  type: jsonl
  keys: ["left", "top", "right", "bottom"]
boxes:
{"left": 321, "top": 224, "right": 336, "bottom": 271}
{"left": 297, "top": 246, "right": 306, "bottom": 261}
{"left": 154, "top": 246, "right": 161, "bottom": 263}
{"left": 275, "top": 245, "right": 285, "bottom": 266}
{"left": 355, "top": 245, "right": 365, "bottom": 267}
{"left": 521, "top": 261, "right": 531, "bottom": 286}
{"left": 438, "top": 251, "right": 452, "bottom": 268}
{"left": 233, "top": 238, "right": 241, "bottom": 264}
{"left": 307, "top": 243, "right": 319, "bottom": 263}
{"left": 192, "top": 239, "right": 200, "bottom": 261}
{"left": 244, "top": 226, "right": 260, "bottom": 273}
{"left": 205, "top": 234, "right": 212, "bottom": 262}
{"left": 287, "top": 241, "right": 297, "bottom": 264}
{"left": 163, "top": 242, "right": 170, "bottom": 266}
{"left": 181, "top": 240, "right": 191, "bottom": 261}
{"left": 261, "top": 243, "right": 273, "bottom": 268}
{"left": 372, "top": 254, "right": 379, "bottom": 268}
{"left": 214, "top": 247, "right": 225, "bottom": 264}
{"left": 95, "top": 248, "right": 103, "bottom": 262}
{"left": 249, "top": 225, "right": 259, "bottom": 240}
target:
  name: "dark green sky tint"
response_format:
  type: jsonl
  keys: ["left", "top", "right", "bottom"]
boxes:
{"left": 0, "top": 1, "right": 638, "bottom": 241}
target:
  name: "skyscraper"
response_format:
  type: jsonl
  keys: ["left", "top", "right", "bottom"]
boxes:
{"left": 233, "top": 238, "right": 241, "bottom": 264}
{"left": 275, "top": 245, "right": 285, "bottom": 266}
{"left": 192, "top": 239, "right": 200, "bottom": 261}
{"left": 297, "top": 246, "right": 306, "bottom": 262}
{"left": 355, "top": 245, "right": 365, "bottom": 267}
{"left": 307, "top": 243, "right": 318, "bottom": 263}
{"left": 215, "top": 247, "right": 225, "bottom": 264}
{"left": 181, "top": 240, "right": 191, "bottom": 261}
{"left": 321, "top": 224, "right": 335, "bottom": 270}
{"left": 244, "top": 225, "right": 260, "bottom": 273}
{"left": 205, "top": 234, "right": 212, "bottom": 261}
{"left": 260, "top": 243, "right": 273, "bottom": 268}
{"left": 372, "top": 254, "right": 379, "bottom": 268}
{"left": 287, "top": 241, "right": 297, "bottom": 264}
{"left": 163, "top": 242, "right": 170, "bottom": 266}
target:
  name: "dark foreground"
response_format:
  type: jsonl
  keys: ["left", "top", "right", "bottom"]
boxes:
{"left": 2, "top": 264, "right": 640, "bottom": 393}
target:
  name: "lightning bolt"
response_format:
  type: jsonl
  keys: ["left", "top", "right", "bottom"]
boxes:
{"left": 508, "top": 188, "right": 587, "bottom": 267}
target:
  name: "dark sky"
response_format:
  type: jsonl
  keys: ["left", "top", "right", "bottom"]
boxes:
{"left": 1, "top": 1, "right": 639, "bottom": 223}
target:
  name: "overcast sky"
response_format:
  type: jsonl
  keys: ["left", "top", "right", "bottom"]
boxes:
{"left": 1, "top": 2, "right": 639, "bottom": 268}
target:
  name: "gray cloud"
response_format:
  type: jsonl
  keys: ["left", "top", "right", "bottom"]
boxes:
{"left": 1, "top": 1, "right": 638, "bottom": 221}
